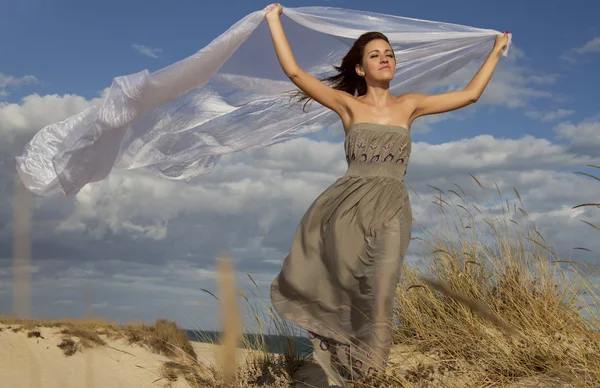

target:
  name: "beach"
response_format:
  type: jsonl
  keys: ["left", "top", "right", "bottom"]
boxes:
{"left": 0, "top": 320, "right": 318, "bottom": 388}
{"left": 1, "top": 318, "right": 583, "bottom": 387}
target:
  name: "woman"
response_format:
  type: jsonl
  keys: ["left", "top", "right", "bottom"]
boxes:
{"left": 265, "top": 3, "right": 509, "bottom": 385}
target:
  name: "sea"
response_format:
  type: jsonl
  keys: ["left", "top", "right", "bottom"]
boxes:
{"left": 186, "top": 330, "right": 313, "bottom": 356}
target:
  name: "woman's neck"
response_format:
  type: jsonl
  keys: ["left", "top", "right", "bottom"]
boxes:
{"left": 362, "top": 83, "right": 393, "bottom": 107}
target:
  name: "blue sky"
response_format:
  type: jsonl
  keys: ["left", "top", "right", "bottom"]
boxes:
{"left": 0, "top": 1, "right": 599, "bottom": 329}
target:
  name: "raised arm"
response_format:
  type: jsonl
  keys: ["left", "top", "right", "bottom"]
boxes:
{"left": 407, "top": 32, "right": 511, "bottom": 122}
{"left": 264, "top": 4, "right": 351, "bottom": 116}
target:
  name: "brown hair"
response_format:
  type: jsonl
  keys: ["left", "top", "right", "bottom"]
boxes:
{"left": 295, "top": 31, "right": 392, "bottom": 110}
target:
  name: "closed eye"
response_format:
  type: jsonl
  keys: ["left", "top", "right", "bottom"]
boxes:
{"left": 369, "top": 51, "right": 395, "bottom": 59}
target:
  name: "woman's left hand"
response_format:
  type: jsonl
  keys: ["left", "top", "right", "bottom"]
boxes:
{"left": 494, "top": 31, "right": 510, "bottom": 53}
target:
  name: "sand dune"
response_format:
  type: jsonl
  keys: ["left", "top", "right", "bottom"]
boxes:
{"left": 0, "top": 323, "right": 189, "bottom": 388}
{"left": 0, "top": 321, "right": 318, "bottom": 388}
{"left": 0, "top": 321, "right": 575, "bottom": 388}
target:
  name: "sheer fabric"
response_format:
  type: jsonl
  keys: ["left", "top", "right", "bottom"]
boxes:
{"left": 16, "top": 6, "right": 510, "bottom": 196}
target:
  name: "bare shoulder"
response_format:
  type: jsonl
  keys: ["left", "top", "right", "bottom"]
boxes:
{"left": 392, "top": 93, "right": 421, "bottom": 115}
{"left": 344, "top": 93, "right": 369, "bottom": 114}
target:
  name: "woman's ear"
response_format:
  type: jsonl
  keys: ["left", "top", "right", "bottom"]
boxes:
{"left": 355, "top": 64, "right": 364, "bottom": 77}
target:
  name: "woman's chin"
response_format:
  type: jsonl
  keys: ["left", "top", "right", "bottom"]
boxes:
{"left": 365, "top": 72, "right": 395, "bottom": 85}
{"left": 374, "top": 75, "right": 395, "bottom": 83}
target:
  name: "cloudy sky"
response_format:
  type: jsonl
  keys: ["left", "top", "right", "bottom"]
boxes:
{"left": 1, "top": 0, "right": 599, "bottom": 332}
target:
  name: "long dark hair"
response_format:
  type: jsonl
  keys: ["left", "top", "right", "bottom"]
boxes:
{"left": 295, "top": 31, "right": 392, "bottom": 110}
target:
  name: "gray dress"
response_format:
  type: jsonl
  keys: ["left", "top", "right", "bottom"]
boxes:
{"left": 270, "top": 122, "right": 412, "bottom": 375}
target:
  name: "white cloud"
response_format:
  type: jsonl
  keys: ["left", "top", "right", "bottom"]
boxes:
{"left": 0, "top": 93, "right": 102, "bottom": 140}
{"left": 433, "top": 55, "right": 556, "bottom": 110}
{"left": 526, "top": 109, "right": 575, "bottom": 122}
{"left": 57, "top": 127, "right": 592, "bottom": 248}
{"left": 53, "top": 300, "right": 76, "bottom": 305}
{"left": 480, "top": 68, "right": 555, "bottom": 108}
{"left": 0, "top": 72, "right": 38, "bottom": 97}
{"left": 560, "top": 53, "right": 578, "bottom": 65}
{"left": 131, "top": 43, "right": 163, "bottom": 59}
{"left": 574, "top": 37, "right": 600, "bottom": 54}
{"left": 561, "top": 37, "right": 600, "bottom": 63}
{"left": 411, "top": 134, "right": 593, "bottom": 173}
{"left": 554, "top": 116, "right": 600, "bottom": 155}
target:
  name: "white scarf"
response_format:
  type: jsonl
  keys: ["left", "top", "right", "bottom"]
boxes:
{"left": 16, "top": 6, "right": 510, "bottom": 197}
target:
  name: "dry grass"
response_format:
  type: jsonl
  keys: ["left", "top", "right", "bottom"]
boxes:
{"left": 164, "top": 256, "right": 306, "bottom": 388}
{"left": 0, "top": 316, "right": 196, "bottom": 360}
{"left": 388, "top": 169, "right": 600, "bottom": 387}
{"left": 124, "top": 319, "right": 198, "bottom": 360}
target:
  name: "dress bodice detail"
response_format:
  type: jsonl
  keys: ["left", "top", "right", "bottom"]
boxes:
{"left": 344, "top": 122, "right": 411, "bottom": 180}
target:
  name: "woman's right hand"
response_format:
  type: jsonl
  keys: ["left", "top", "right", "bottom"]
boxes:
{"left": 264, "top": 3, "right": 283, "bottom": 20}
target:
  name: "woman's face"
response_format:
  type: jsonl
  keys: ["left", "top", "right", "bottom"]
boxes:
{"left": 357, "top": 39, "right": 396, "bottom": 82}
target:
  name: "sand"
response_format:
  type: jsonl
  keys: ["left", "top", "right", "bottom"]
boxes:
{"left": 0, "top": 322, "right": 569, "bottom": 388}
{"left": 0, "top": 322, "right": 296, "bottom": 388}
{"left": 0, "top": 321, "right": 443, "bottom": 388}
{"left": 0, "top": 323, "right": 189, "bottom": 388}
